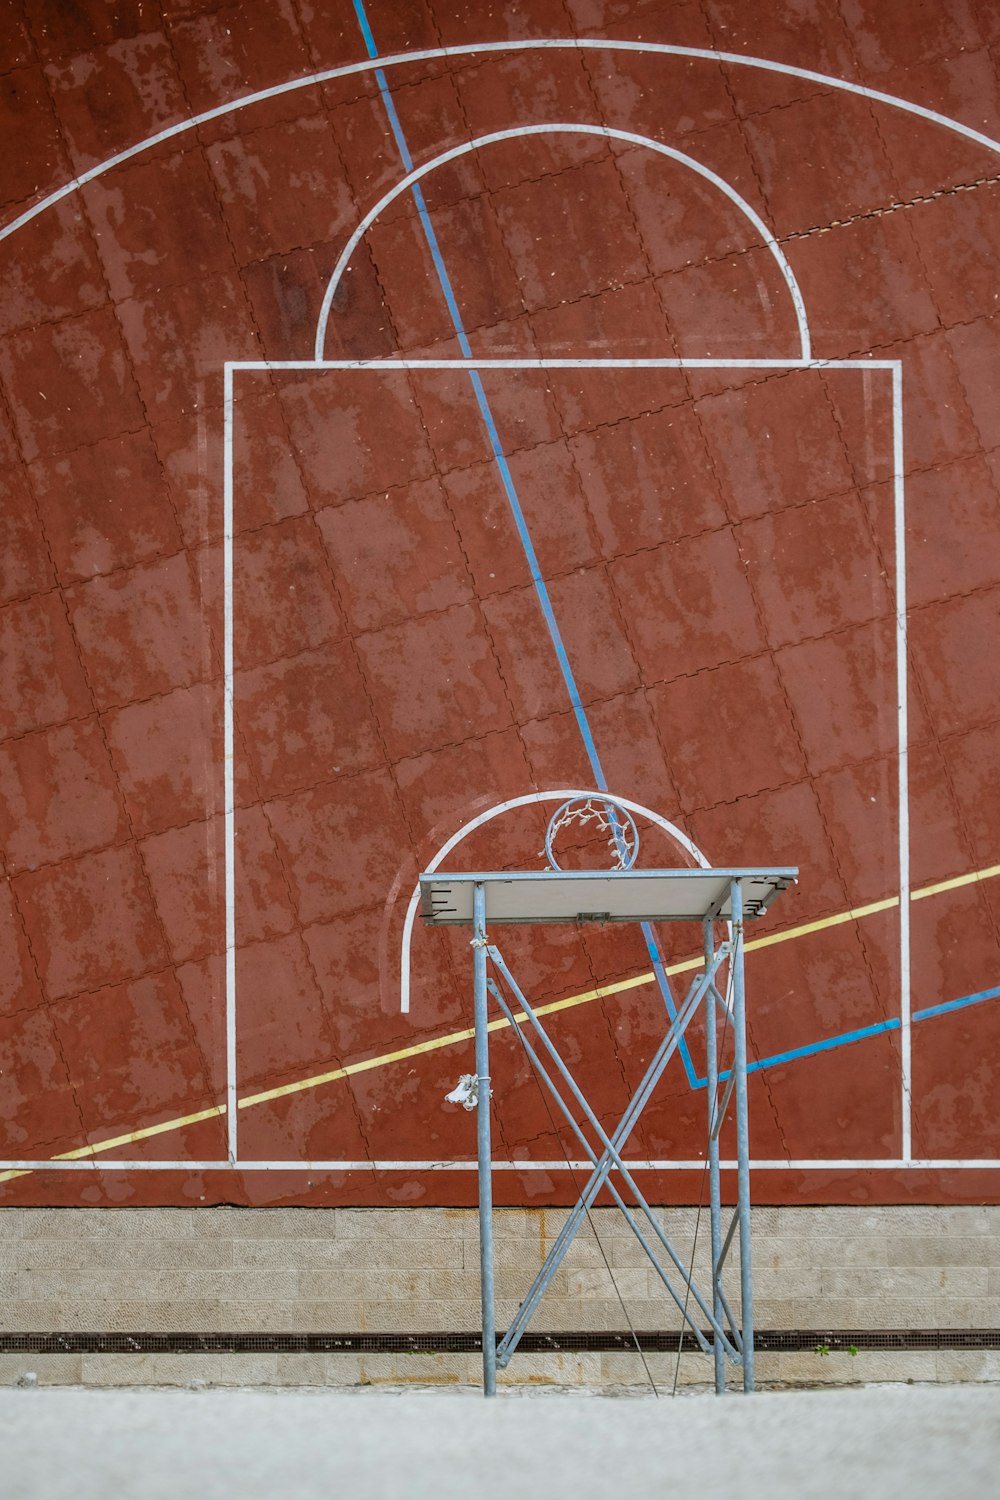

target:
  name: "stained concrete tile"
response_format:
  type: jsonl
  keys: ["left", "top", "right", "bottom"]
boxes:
{"left": 15, "top": 843, "right": 168, "bottom": 1001}
{"left": 0, "top": 718, "right": 129, "bottom": 872}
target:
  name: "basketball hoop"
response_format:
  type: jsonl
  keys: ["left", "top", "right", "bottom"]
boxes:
{"left": 543, "top": 795, "right": 640, "bottom": 872}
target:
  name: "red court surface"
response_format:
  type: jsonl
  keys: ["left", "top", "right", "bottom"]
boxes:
{"left": 2, "top": 0, "right": 1000, "bottom": 1206}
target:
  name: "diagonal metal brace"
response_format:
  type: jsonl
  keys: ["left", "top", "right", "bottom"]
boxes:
{"left": 487, "top": 953, "right": 739, "bottom": 1356}
{"left": 487, "top": 970, "right": 741, "bottom": 1363}
{"left": 492, "top": 944, "right": 733, "bottom": 1368}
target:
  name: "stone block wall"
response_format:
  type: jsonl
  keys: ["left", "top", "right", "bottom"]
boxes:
{"left": 1, "top": 1206, "right": 997, "bottom": 1389}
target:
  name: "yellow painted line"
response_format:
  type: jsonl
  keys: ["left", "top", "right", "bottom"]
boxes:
{"left": 239, "top": 970, "right": 659, "bottom": 1108}
{"left": 5, "top": 859, "right": 1000, "bottom": 1179}
{"left": 0, "top": 1106, "right": 226, "bottom": 1183}
{"left": 744, "top": 895, "right": 900, "bottom": 952}
{"left": 910, "top": 861, "right": 1000, "bottom": 902}
{"left": 52, "top": 1106, "right": 226, "bottom": 1157}
{"left": 241, "top": 881, "right": 954, "bottom": 1109}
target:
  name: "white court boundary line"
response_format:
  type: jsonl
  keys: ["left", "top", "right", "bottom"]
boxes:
{"left": 0, "top": 356, "right": 914, "bottom": 1175}
{"left": 312, "top": 124, "right": 812, "bottom": 362}
{"left": 3, "top": 35, "right": 993, "bottom": 1173}
{"left": 4, "top": 38, "right": 1000, "bottom": 248}
{"left": 893, "top": 362, "right": 911, "bottom": 1159}
{"left": 223, "top": 365, "right": 238, "bottom": 1163}
{"left": 4, "top": 1160, "right": 999, "bottom": 1173}
{"left": 217, "top": 354, "right": 912, "bottom": 1173}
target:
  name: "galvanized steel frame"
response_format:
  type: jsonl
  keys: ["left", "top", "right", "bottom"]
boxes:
{"left": 459, "top": 870, "right": 771, "bottom": 1397}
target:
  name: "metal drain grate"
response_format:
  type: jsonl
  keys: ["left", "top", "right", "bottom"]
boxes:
{"left": 2, "top": 1329, "right": 998, "bottom": 1355}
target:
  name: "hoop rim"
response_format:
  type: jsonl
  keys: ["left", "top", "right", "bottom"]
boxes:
{"left": 543, "top": 795, "right": 640, "bottom": 872}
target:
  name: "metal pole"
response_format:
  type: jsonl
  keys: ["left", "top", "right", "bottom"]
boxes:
{"left": 730, "top": 878, "right": 755, "bottom": 1392}
{"left": 704, "top": 917, "right": 726, "bottom": 1396}
{"left": 472, "top": 882, "right": 496, "bottom": 1397}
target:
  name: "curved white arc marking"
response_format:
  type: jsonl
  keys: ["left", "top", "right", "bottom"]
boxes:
{"left": 5, "top": 40, "right": 1000, "bottom": 250}
{"left": 398, "top": 788, "right": 711, "bottom": 1014}
{"left": 314, "top": 123, "right": 810, "bottom": 362}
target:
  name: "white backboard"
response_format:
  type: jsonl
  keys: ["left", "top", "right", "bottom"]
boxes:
{"left": 419, "top": 868, "right": 797, "bottom": 926}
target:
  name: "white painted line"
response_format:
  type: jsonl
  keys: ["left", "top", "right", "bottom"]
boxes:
{"left": 4, "top": 39, "right": 1000, "bottom": 250}
{"left": 3, "top": 1156, "right": 998, "bottom": 1172}
{"left": 223, "top": 365, "right": 238, "bottom": 1165}
{"left": 228, "top": 358, "right": 901, "bottom": 371}
{"left": 0, "top": 357, "right": 914, "bottom": 1179}
{"left": 221, "top": 359, "right": 909, "bottom": 1167}
{"left": 893, "top": 363, "right": 912, "bottom": 1162}
{"left": 229, "top": 1158, "right": 1000, "bottom": 1171}
{"left": 311, "top": 124, "right": 811, "bottom": 363}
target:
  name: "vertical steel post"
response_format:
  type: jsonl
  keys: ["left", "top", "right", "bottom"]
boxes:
{"left": 730, "top": 878, "right": 755, "bottom": 1392}
{"left": 473, "top": 882, "right": 497, "bottom": 1397}
{"left": 704, "top": 916, "right": 725, "bottom": 1395}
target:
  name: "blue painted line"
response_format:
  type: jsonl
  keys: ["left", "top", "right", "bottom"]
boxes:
{"left": 372, "top": 72, "right": 476, "bottom": 359}
{"left": 913, "top": 984, "right": 1000, "bottom": 1022}
{"left": 917, "top": 978, "right": 1000, "bottom": 1026}
{"left": 699, "top": 1018, "right": 898, "bottom": 1089}
{"left": 375, "top": 69, "right": 413, "bottom": 166}
{"left": 353, "top": 0, "right": 379, "bottom": 56}
{"left": 351, "top": 0, "right": 697, "bottom": 1081}
{"left": 357, "top": 6, "right": 601, "bottom": 780}
{"left": 351, "top": 1, "right": 1000, "bottom": 1104}
{"left": 698, "top": 983, "right": 1000, "bottom": 1088}
{"left": 465, "top": 367, "right": 606, "bottom": 783}
{"left": 742, "top": 1018, "right": 900, "bottom": 1079}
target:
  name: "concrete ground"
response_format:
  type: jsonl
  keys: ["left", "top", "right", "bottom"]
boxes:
{"left": 4, "top": 1384, "right": 998, "bottom": 1500}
